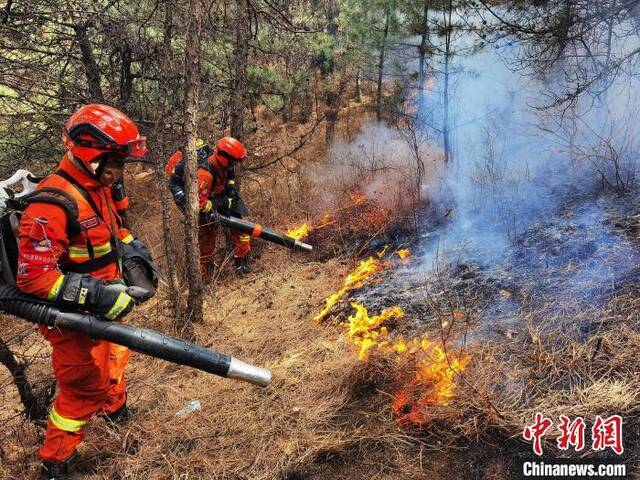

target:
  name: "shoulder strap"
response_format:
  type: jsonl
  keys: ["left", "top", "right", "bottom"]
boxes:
{"left": 21, "top": 188, "right": 83, "bottom": 236}
{"left": 54, "top": 170, "right": 107, "bottom": 225}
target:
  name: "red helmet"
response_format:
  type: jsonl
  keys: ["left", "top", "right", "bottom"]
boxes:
{"left": 62, "top": 104, "right": 147, "bottom": 165}
{"left": 214, "top": 137, "right": 247, "bottom": 167}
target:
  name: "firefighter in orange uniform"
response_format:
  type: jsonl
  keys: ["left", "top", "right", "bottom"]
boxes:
{"left": 167, "top": 137, "right": 251, "bottom": 275}
{"left": 16, "top": 104, "right": 150, "bottom": 479}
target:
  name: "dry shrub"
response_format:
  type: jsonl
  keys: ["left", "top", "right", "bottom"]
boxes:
{"left": 288, "top": 122, "right": 445, "bottom": 257}
{"left": 307, "top": 122, "right": 440, "bottom": 218}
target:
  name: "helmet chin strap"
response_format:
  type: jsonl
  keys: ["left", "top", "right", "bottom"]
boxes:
{"left": 71, "top": 154, "right": 109, "bottom": 184}
{"left": 94, "top": 157, "right": 108, "bottom": 182}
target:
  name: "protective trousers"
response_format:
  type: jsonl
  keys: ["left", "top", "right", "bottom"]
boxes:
{"left": 198, "top": 220, "right": 251, "bottom": 275}
{"left": 38, "top": 326, "right": 130, "bottom": 463}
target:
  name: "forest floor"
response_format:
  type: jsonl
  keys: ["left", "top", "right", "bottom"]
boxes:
{"left": 1, "top": 99, "right": 639, "bottom": 479}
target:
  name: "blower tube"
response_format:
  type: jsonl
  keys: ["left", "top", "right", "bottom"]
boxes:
{"left": 0, "top": 285, "right": 271, "bottom": 387}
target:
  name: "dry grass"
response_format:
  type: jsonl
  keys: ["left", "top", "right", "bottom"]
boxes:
{"left": 440, "top": 292, "right": 640, "bottom": 462}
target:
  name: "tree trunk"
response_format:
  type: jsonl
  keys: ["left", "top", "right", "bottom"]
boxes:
{"left": 418, "top": 1, "right": 429, "bottom": 93}
{"left": 325, "top": 91, "right": 338, "bottom": 144}
{"left": 230, "top": 0, "right": 251, "bottom": 139}
{"left": 376, "top": 4, "right": 391, "bottom": 122}
{"left": 298, "top": 80, "right": 313, "bottom": 122}
{"left": 119, "top": 42, "right": 134, "bottom": 107}
{"left": 325, "top": 73, "right": 350, "bottom": 145}
{"left": 355, "top": 68, "right": 362, "bottom": 103}
{"left": 0, "top": 338, "right": 48, "bottom": 421}
{"left": 182, "top": 0, "right": 204, "bottom": 329}
{"left": 157, "top": 1, "right": 183, "bottom": 323}
{"left": 3, "top": 0, "right": 13, "bottom": 23}
{"left": 442, "top": 0, "right": 452, "bottom": 164}
{"left": 73, "top": 24, "right": 104, "bottom": 102}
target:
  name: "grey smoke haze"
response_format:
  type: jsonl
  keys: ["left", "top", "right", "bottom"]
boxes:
{"left": 308, "top": 122, "right": 442, "bottom": 214}
{"left": 409, "top": 20, "right": 640, "bottom": 275}
{"left": 316, "top": 10, "right": 640, "bottom": 331}
{"left": 306, "top": 8, "right": 640, "bottom": 310}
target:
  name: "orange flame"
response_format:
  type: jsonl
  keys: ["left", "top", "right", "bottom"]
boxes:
{"left": 344, "top": 302, "right": 404, "bottom": 360}
{"left": 313, "top": 252, "right": 470, "bottom": 426}
{"left": 316, "top": 275, "right": 471, "bottom": 427}
{"left": 336, "top": 301, "right": 470, "bottom": 426}
{"left": 349, "top": 192, "right": 368, "bottom": 206}
{"left": 316, "top": 214, "right": 336, "bottom": 228}
{"left": 286, "top": 214, "right": 337, "bottom": 241}
{"left": 392, "top": 340, "right": 471, "bottom": 426}
{"left": 397, "top": 248, "right": 411, "bottom": 260}
{"left": 285, "top": 189, "right": 372, "bottom": 241}
{"left": 314, "top": 257, "right": 385, "bottom": 322}
{"left": 286, "top": 223, "right": 312, "bottom": 240}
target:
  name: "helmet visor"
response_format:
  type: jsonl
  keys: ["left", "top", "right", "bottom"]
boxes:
{"left": 66, "top": 125, "right": 147, "bottom": 159}
{"left": 127, "top": 137, "right": 148, "bottom": 158}
{"left": 217, "top": 148, "right": 247, "bottom": 167}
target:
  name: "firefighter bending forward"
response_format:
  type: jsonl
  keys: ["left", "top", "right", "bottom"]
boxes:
{"left": 167, "top": 137, "right": 251, "bottom": 275}
{"left": 16, "top": 104, "right": 150, "bottom": 479}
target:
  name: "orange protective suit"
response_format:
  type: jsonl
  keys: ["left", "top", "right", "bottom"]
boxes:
{"left": 168, "top": 150, "right": 251, "bottom": 275}
{"left": 16, "top": 153, "right": 134, "bottom": 463}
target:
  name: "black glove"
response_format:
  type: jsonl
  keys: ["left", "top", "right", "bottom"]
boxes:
{"left": 211, "top": 195, "right": 235, "bottom": 213}
{"left": 168, "top": 174, "right": 187, "bottom": 212}
{"left": 55, "top": 273, "right": 135, "bottom": 320}
{"left": 213, "top": 192, "right": 249, "bottom": 216}
{"left": 224, "top": 183, "right": 240, "bottom": 199}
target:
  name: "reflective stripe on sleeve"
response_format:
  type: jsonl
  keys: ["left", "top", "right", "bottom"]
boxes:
{"left": 105, "top": 292, "right": 132, "bottom": 320}
{"left": 47, "top": 275, "right": 65, "bottom": 301}
{"left": 121, "top": 234, "right": 134, "bottom": 244}
{"left": 49, "top": 407, "right": 87, "bottom": 433}
{"left": 239, "top": 235, "right": 251, "bottom": 243}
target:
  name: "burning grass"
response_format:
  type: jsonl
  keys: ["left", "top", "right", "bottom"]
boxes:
{"left": 314, "top": 248, "right": 473, "bottom": 433}
{"left": 314, "top": 255, "right": 385, "bottom": 322}
{"left": 285, "top": 187, "right": 412, "bottom": 261}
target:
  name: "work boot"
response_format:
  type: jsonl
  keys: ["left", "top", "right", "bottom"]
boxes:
{"left": 234, "top": 256, "right": 251, "bottom": 275}
{"left": 101, "top": 402, "right": 132, "bottom": 427}
{"left": 40, "top": 452, "right": 79, "bottom": 480}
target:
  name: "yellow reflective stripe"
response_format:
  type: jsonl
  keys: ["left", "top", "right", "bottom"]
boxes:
{"left": 203, "top": 200, "right": 213, "bottom": 213}
{"left": 121, "top": 234, "right": 134, "bottom": 244}
{"left": 105, "top": 292, "right": 132, "bottom": 320}
{"left": 47, "top": 275, "right": 65, "bottom": 301}
{"left": 239, "top": 235, "right": 251, "bottom": 242}
{"left": 228, "top": 180, "right": 235, "bottom": 185}
{"left": 68, "top": 242, "right": 112, "bottom": 259}
{"left": 49, "top": 407, "right": 87, "bottom": 433}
